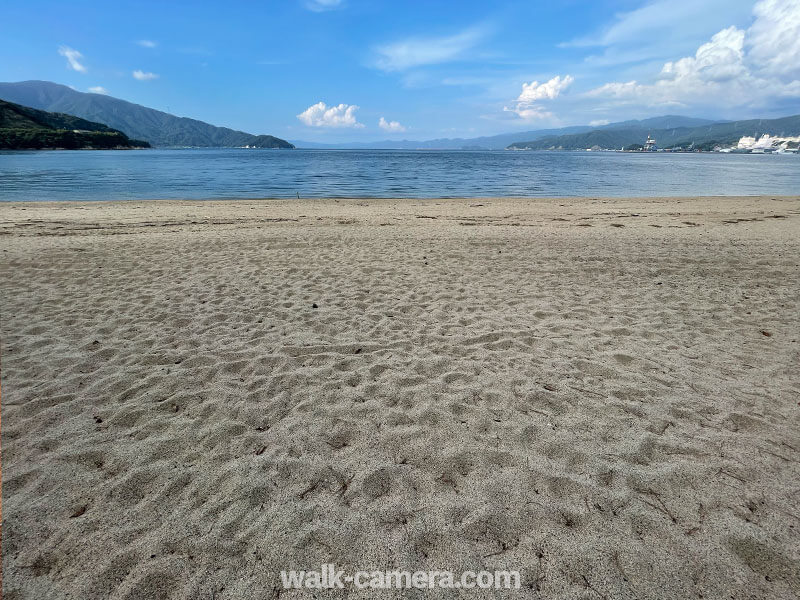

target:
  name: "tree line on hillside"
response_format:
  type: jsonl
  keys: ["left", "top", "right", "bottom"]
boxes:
{"left": 0, "top": 98, "right": 150, "bottom": 149}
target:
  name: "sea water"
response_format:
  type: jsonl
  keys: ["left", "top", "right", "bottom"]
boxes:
{"left": 1, "top": 148, "right": 798, "bottom": 201}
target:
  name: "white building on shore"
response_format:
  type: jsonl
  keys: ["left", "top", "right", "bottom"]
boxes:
{"left": 736, "top": 134, "right": 800, "bottom": 151}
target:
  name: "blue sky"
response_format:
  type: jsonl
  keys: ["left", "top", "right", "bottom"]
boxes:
{"left": 2, "top": 0, "right": 799, "bottom": 141}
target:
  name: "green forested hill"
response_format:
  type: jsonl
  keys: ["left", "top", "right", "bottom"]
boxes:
{"left": 0, "top": 99, "right": 150, "bottom": 149}
{"left": 508, "top": 115, "right": 800, "bottom": 150}
{"left": 0, "top": 80, "right": 294, "bottom": 148}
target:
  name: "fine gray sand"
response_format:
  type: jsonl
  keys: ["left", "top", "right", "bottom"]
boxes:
{"left": 1, "top": 196, "right": 799, "bottom": 599}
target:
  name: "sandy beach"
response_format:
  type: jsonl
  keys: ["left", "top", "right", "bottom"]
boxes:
{"left": 1, "top": 196, "right": 799, "bottom": 599}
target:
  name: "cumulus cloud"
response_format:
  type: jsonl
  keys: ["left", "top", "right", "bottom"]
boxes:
{"left": 748, "top": 0, "right": 800, "bottom": 79}
{"left": 661, "top": 27, "right": 747, "bottom": 83}
{"left": 58, "top": 46, "right": 87, "bottom": 73}
{"left": 589, "top": 119, "right": 610, "bottom": 126}
{"left": 305, "top": 0, "right": 342, "bottom": 11}
{"left": 88, "top": 86, "right": 109, "bottom": 95}
{"left": 378, "top": 117, "right": 406, "bottom": 132}
{"left": 137, "top": 39, "right": 158, "bottom": 48}
{"left": 374, "top": 26, "right": 486, "bottom": 71}
{"left": 132, "top": 70, "right": 159, "bottom": 81}
{"left": 296, "top": 102, "right": 364, "bottom": 128}
{"left": 505, "top": 75, "right": 573, "bottom": 120}
{"left": 587, "top": 0, "right": 800, "bottom": 109}
{"left": 518, "top": 75, "right": 574, "bottom": 102}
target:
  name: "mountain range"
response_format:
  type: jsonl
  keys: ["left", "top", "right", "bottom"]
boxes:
{"left": 0, "top": 81, "right": 727, "bottom": 151}
{"left": 0, "top": 98, "right": 149, "bottom": 149}
{"left": 508, "top": 115, "right": 800, "bottom": 151}
{"left": 0, "top": 81, "right": 293, "bottom": 148}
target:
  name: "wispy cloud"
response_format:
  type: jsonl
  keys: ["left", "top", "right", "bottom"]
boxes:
{"left": 297, "top": 102, "right": 364, "bottom": 128}
{"left": 378, "top": 117, "right": 406, "bottom": 132}
{"left": 132, "top": 69, "right": 159, "bottom": 81}
{"left": 305, "top": 0, "right": 343, "bottom": 12}
{"left": 88, "top": 86, "right": 109, "bottom": 95}
{"left": 373, "top": 26, "right": 488, "bottom": 71}
{"left": 137, "top": 39, "right": 158, "bottom": 48}
{"left": 58, "top": 45, "right": 87, "bottom": 73}
{"left": 564, "top": 0, "right": 751, "bottom": 48}
{"left": 505, "top": 75, "right": 574, "bottom": 120}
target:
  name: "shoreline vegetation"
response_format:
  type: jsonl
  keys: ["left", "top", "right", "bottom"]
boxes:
{"left": 0, "top": 133, "right": 150, "bottom": 150}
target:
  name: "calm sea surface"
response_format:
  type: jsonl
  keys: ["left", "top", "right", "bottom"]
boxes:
{"left": 1, "top": 148, "right": 798, "bottom": 201}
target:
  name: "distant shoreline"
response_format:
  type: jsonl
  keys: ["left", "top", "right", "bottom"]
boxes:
{"left": 3, "top": 146, "right": 797, "bottom": 153}
{"left": 3, "top": 192, "right": 800, "bottom": 203}
{"left": 2, "top": 194, "right": 799, "bottom": 207}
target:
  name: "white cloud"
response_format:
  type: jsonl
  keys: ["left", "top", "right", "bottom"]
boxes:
{"left": 588, "top": 80, "right": 643, "bottom": 98}
{"left": 88, "top": 86, "right": 109, "bottom": 95}
{"left": 587, "top": 0, "right": 800, "bottom": 110}
{"left": 137, "top": 39, "right": 158, "bottom": 48}
{"left": 505, "top": 75, "right": 574, "bottom": 120}
{"left": 297, "top": 102, "right": 364, "bottom": 128}
{"left": 589, "top": 119, "right": 610, "bottom": 127}
{"left": 509, "top": 105, "right": 555, "bottom": 120}
{"left": 517, "top": 75, "right": 574, "bottom": 102}
{"left": 378, "top": 117, "right": 406, "bottom": 132}
{"left": 132, "top": 70, "right": 159, "bottom": 81}
{"left": 748, "top": 0, "right": 800, "bottom": 79}
{"left": 661, "top": 27, "right": 747, "bottom": 83}
{"left": 374, "top": 26, "right": 487, "bottom": 71}
{"left": 58, "top": 46, "right": 87, "bottom": 73}
{"left": 305, "top": 0, "right": 342, "bottom": 11}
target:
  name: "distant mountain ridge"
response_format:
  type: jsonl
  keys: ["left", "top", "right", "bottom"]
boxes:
{"left": 0, "top": 99, "right": 149, "bottom": 149}
{"left": 290, "top": 116, "right": 719, "bottom": 149}
{"left": 508, "top": 115, "right": 800, "bottom": 151}
{"left": 0, "top": 80, "right": 294, "bottom": 148}
{"left": 595, "top": 116, "right": 720, "bottom": 131}
{"left": 291, "top": 126, "right": 593, "bottom": 150}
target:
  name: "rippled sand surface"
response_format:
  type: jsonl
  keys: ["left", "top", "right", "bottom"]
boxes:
{"left": 2, "top": 196, "right": 799, "bottom": 599}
